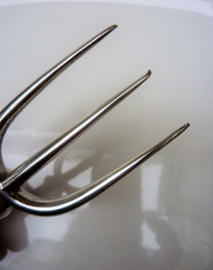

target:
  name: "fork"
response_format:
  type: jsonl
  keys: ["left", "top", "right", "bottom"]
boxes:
{"left": 0, "top": 25, "right": 189, "bottom": 219}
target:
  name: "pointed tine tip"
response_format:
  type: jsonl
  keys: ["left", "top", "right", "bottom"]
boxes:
{"left": 104, "top": 24, "right": 118, "bottom": 34}
{"left": 97, "top": 24, "right": 117, "bottom": 40}
{"left": 143, "top": 69, "right": 152, "bottom": 80}
{"left": 179, "top": 123, "right": 190, "bottom": 134}
{"left": 108, "top": 24, "right": 118, "bottom": 31}
{"left": 137, "top": 69, "right": 152, "bottom": 85}
{"left": 145, "top": 69, "right": 152, "bottom": 79}
{"left": 147, "top": 69, "right": 152, "bottom": 76}
{"left": 172, "top": 123, "right": 190, "bottom": 139}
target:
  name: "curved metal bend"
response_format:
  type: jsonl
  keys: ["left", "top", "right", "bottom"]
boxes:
{"left": 0, "top": 123, "right": 189, "bottom": 216}
{"left": 0, "top": 25, "right": 189, "bottom": 217}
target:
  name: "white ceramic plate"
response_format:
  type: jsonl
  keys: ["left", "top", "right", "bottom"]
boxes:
{"left": 0, "top": 1, "right": 213, "bottom": 269}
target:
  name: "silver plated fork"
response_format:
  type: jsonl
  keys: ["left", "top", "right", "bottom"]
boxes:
{"left": 0, "top": 25, "right": 189, "bottom": 219}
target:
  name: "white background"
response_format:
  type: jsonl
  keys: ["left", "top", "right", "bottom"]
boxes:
{"left": 0, "top": 1, "right": 213, "bottom": 269}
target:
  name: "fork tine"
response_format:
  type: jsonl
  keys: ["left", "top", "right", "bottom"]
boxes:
{"left": 0, "top": 25, "right": 117, "bottom": 132}
{"left": 0, "top": 123, "right": 189, "bottom": 216}
{"left": 0, "top": 25, "right": 117, "bottom": 177}
{"left": 1, "top": 70, "right": 151, "bottom": 191}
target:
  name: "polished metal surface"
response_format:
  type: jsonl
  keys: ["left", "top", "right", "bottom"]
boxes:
{"left": 0, "top": 25, "right": 189, "bottom": 218}
{"left": 0, "top": 24, "right": 117, "bottom": 178}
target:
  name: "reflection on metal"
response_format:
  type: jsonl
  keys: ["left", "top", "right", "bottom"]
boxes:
{"left": 0, "top": 25, "right": 189, "bottom": 218}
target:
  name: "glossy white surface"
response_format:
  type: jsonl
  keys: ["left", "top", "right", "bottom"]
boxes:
{"left": 0, "top": 1, "right": 213, "bottom": 269}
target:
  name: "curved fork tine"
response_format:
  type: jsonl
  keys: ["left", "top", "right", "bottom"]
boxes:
{"left": 1, "top": 71, "right": 151, "bottom": 191}
{"left": 0, "top": 25, "right": 117, "bottom": 132}
{"left": 0, "top": 25, "right": 117, "bottom": 174}
{"left": 0, "top": 123, "right": 189, "bottom": 216}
